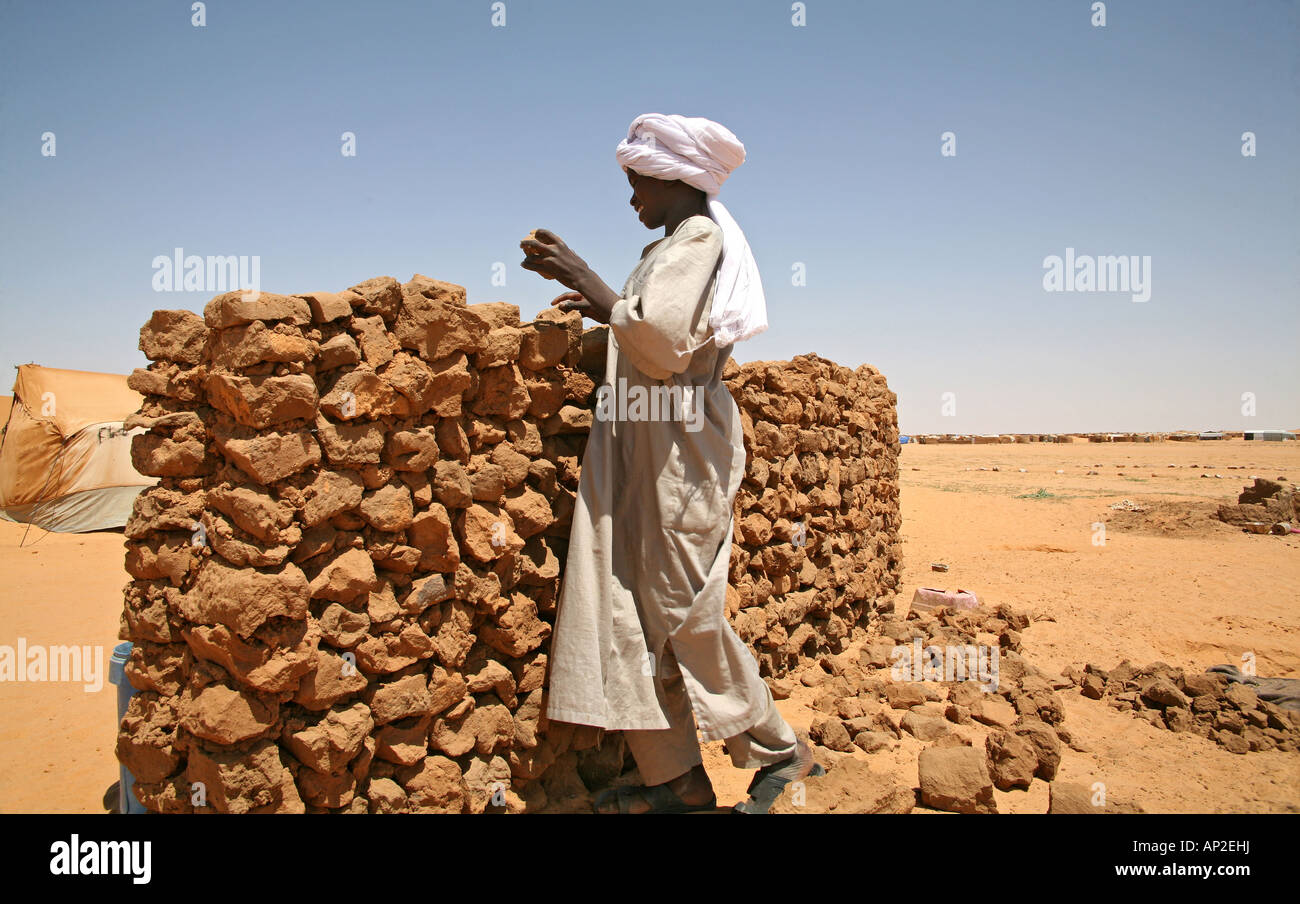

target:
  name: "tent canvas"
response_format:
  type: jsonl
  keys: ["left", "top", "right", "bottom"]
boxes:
{"left": 0, "top": 365, "right": 157, "bottom": 532}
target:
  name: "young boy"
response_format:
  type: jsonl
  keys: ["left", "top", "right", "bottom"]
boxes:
{"left": 521, "top": 114, "right": 819, "bottom": 813}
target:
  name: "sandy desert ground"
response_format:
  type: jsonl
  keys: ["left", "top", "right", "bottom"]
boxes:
{"left": 2, "top": 438, "right": 1297, "bottom": 813}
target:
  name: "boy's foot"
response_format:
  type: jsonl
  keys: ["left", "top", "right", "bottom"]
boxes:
{"left": 731, "top": 739, "right": 823, "bottom": 814}
{"left": 593, "top": 764, "right": 716, "bottom": 814}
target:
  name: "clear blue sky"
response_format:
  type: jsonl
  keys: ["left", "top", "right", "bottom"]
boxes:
{"left": 1, "top": 0, "right": 1296, "bottom": 434}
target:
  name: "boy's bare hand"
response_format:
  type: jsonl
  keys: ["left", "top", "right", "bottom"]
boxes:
{"left": 521, "top": 228, "right": 590, "bottom": 289}
{"left": 521, "top": 228, "right": 620, "bottom": 322}
{"left": 550, "top": 291, "right": 610, "bottom": 325}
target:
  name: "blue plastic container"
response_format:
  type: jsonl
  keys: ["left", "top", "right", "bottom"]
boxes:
{"left": 108, "top": 642, "right": 147, "bottom": 814}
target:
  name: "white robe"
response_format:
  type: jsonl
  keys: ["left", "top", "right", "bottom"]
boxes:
{"left": 543, "top": 214, "right": 772, "bottom": 742}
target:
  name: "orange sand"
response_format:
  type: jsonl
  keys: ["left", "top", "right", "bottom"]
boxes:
{"left": 703, "top": 438, "right": 1300, "bottom": 814}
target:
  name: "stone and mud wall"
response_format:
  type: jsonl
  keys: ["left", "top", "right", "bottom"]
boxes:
{"left": 114, "top": 274, "right": 900, "bottom": 812}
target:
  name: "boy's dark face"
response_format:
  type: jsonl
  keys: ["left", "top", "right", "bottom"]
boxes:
{"left": 627, "top": 169, "right": 677, "bottom": 230}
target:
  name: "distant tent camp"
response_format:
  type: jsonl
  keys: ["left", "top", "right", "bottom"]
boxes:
{"left": 0, "top": 365, "right": 157, "bottom": 532}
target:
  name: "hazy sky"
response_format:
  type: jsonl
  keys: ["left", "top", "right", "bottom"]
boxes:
{"left": 1, "top": 0, "right": 1296, "bottom": 434}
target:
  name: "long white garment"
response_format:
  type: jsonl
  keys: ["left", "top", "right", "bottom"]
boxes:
{"left": 543, "top": 215, "right": 772, "bottom": 741}
{"left": 701, "top": 196, "right": 767, "bottom": 348}
{"left": 615, "top": 113, "right": 769, "bottom": 349}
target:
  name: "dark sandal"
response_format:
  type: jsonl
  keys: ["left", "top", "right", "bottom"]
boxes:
{"left": 732, "top": 742, "right": 825, "bottom": 814}
{"left": 593, "top": 783, "right": 718, "bottom": 814}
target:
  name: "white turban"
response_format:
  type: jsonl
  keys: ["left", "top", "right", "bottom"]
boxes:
{"left": 615, "top": 113, "right": 768, "bottom": 348}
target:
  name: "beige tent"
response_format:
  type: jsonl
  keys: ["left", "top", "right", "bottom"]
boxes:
{"left": 0, "top": 365, "right": 157, "bottom": 532}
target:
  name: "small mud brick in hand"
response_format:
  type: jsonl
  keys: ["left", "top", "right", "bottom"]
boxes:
{"left": 521, "top": 230, "right": 556, "bottom": 279}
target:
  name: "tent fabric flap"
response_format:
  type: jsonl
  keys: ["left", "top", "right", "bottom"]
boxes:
{"left": 0, "top": 485, "right": 149, "bottom": 534}
{"left": 0, "top": 364, "right": 158, "bottom": 532}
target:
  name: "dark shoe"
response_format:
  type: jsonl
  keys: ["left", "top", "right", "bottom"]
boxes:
{"left": 731, "top": 739, "right": 824, "bottom": 814}
{"left": 593, "top": 782, "right": 718, "bottom": 814}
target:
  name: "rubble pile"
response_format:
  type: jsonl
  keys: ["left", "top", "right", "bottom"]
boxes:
{"left": 1216, "top": 477, "right": 1298, "bottom": 534}
{"left": 795, "top": 604, "right": 1080, "bottom": 813}
{"left": 1073, "top": 660, "right": 1300, "bottom": 754}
